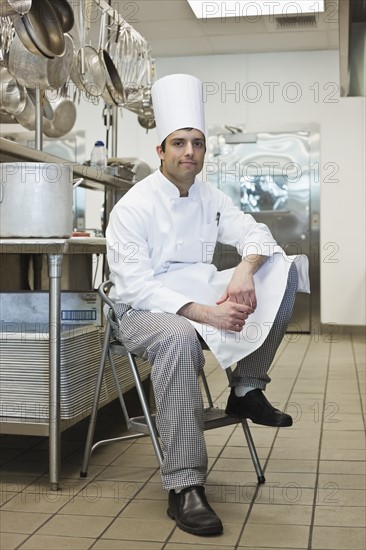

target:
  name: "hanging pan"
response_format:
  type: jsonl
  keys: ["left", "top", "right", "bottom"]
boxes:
{"left": 12, "top": 0, "right": 65, "bottom": 58}
{"left": 0, "top": 0, "right": 31, "bottom": 17}
{"left": 0, "top": 66, "right": 26, "bottom": 116}
{"left": 99, "top": 12, "right": 125, "bottom": 106}
{"left": 44, "top": 85, "right": 77, "bottom": 138}
{"left": 48, "top": 0, "right": 74, "bottom": 33}
{"left": 15, "top": 87, "right": 53, "bottom": 131}
{"left": 8, "top": 32, "right": 74, "bottom": 90}
{"left": 70, "top": 0, "right": 105, "bottom": 97}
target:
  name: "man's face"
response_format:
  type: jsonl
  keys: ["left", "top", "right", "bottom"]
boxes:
{"left": 156, "top": 128, "right": 206, "bottom": 189}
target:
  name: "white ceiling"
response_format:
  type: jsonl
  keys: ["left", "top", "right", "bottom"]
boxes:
{"left": 115, "top": 0, "right": 340, "bottom": 57}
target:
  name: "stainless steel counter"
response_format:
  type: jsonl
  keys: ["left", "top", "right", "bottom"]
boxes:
{"left": 0, "top": 237, "right": 106, "bottom": 490}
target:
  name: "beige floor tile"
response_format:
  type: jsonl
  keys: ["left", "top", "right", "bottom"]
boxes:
{"left": 19, "top": 534, "right": 94, "bottom": 549}
{"left": 275, "top": 427, "right": 321, "bottom": 439}
{"left": 211, "top": 501, "right": 250, "bottom": 523}
{"left": 57, "top": 495, "right": 128, "bottom": 516}
{"left": 207, "top": 469, "right": 263, "bottom": 487}
{"left": 271, "top": 447, "right": 319, "bottom": 460}
{"left": 131, "top": 482, "right": 167, "bottom": 500}
{"left": 169, "top": 520, "right": 242, "bottom": 546}
{"left": 36, "top": 514, "right": 112, "bottom": 538}
{"left": 0, "top": 532, "right": 28, "bottom": 550}
{"left": 323, "top": 417, "right": 365, "bottom": 431}
{"left": 247, "top": 503, "right": 313, "bottom": 525}
{"left": 318, "top": 472, "right": 365, "bottom": 490}
{"left": 93, "top": 540, "right": 163, "bottom": 549}
{"left": 119, "top": 498, "right": 167, "bottom": 519}
{"left": 110, "top": 452, "right": 159, "bottom": 468}
{"left": 23, "top": 475, "right": 95, "bottom": 498}
{"left": 311, "top": 526, "right": 366, "bottom": 549}
{"left": 102, "top": 516, "right": 174, "bottom": 542}
{"left": 272, "top": 437, "right": 320, "bottom": 450}
{"left": 79, "top": 479, "right": 143, "bottom": 500}
{"left": 320, "top": 449, "right": 365, "bottom": 461}
{"left": 318, "top": 460, "right": 365, "bottom": 475}
{"left": 212, "top": 457, "right": 268, "bottom": 473}
{"left": 260, "top": 471, "right": 316, "bottom": 488}
{"left": 94, "top": 464, "right": 157, "bottom": 482}
{"left": 205, "top": 482, "right": 258, "bottom": 504}
{"left": 321, "top": 431, "right": 366, "bottom": 450}
{"left": 316, "top": 487, "right": 365, "bottom": 507}
{"left": 0, "top": 473, "right": 39, "bottom": 491}
{"left": 238, "top": 523, "right": 310, "bottom": 548}
{"left": 265, "top": 459, "right": 317, "bottom": 473}
{"left": 314, "top": 505, "right": 366, "bottom": 527}
{"left": 0, "top": 510, "right": 51, "bottom": 535}
{"left": 221, "top": 445, "right": 270, "bottom": 461}
{"left": 59, "top": 462, "right": 106, "bottom": 479}
{"left": 165, "top": 543, "right": 232, "bottom": 550}
{"left": 255, "top": 487, "right": 316, "bottom": 506}
{"left": 1, "top": 492, "right": 71, "bottom": 513}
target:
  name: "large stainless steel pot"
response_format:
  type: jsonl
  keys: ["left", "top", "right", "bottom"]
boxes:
{"left": 0, "top": 162, "right": 73, "bottom": 237}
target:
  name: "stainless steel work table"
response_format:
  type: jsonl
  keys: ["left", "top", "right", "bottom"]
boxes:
{"left": 0, "top": 237, "right": 106, "bottom": 490}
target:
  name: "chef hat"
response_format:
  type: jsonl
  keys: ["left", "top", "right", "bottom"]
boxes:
{"left": 151, "top": 74, "right": 205, "bottom": 144}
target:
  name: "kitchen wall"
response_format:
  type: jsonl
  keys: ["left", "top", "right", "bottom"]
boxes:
{"left": 76, "top": 49, "right": 365, "bottom": 327}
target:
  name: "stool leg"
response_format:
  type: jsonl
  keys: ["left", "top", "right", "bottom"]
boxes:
{"left": 80, "top": 323, "right": 112, "bottom": 477}
{"left": 126, "top": 352, "right": 164, "bottom": 467}
{"left": 240, "top": 419, "right": 266, "bottom": 484}
{"left": 225, "top": 366, "right": 265, "bottom": 484}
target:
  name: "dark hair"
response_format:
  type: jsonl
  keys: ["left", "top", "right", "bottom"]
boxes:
{"left": 160, "top": 128, "right": 203, "bottom": 151}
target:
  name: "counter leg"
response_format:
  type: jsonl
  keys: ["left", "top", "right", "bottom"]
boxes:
{"left": 48, "top": 254, "right": 63, "bottom": 491}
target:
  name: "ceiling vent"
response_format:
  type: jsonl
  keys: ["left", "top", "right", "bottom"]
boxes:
{"left": 276, "top": 15, "right": 318, "bottom": 30}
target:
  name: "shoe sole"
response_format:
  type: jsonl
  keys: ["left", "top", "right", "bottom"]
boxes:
{"left": 225, "top": 407, "right": 293, "bottom": 427}
{"left": 167, "top": 508, "right": 223, "bottom": 536}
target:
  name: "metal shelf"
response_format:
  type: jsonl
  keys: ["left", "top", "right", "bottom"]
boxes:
{"left": 0, "top": 137, "right": 134, "bottom": 193}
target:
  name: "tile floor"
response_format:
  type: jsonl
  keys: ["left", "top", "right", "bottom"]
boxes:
{"left": 0, "top": 331, "right": 365, "bottom": 550}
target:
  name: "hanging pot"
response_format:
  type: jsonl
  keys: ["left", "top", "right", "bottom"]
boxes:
{"left": 15, "top": 88, "right": 53, "bottom": 131}
{"left": 8, "top": 33, "right": 74, "bottom": 90}
{"left": 12, "top": 0, "right": 65, "bottom": 58}
{"left": 0, "top": 162, "right": 73, "bottom": 238}
{"left": 0, "top": 66, "right": 26, "bottom": 115}
{"left": 48, "top": 0, "right": 74, "bottom": 33}
{"left": 46, "top": 33, "right": 74, "bottom": 89}
{"left": 0, "top": 0, "right": 31, "bottom": 17}
{"left": 43, "top": 88, "right": 76, "bottom": 138}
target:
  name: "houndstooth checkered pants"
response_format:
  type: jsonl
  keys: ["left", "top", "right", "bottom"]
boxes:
{"left": 116, "top": 262, "right": 298, "bottom": 490}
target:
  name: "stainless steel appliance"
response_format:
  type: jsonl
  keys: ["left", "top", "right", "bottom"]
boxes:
{"left": 205, "top": 127, "right": 320, "bottom": 332}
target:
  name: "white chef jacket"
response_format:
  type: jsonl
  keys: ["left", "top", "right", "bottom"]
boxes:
{"left": 106, "top": 168, "right": 309, "bottom": 369}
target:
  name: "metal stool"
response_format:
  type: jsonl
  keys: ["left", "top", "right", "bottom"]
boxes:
{"left": 80, "top": 281, "right": 265, "bottom": 484}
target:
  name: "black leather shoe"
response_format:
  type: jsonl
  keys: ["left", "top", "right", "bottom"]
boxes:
{"left": 167, "top": 485, "right": 223, "bottom": 536}
{"left": 225, "top": 388, "right": 293, "bottom": 427}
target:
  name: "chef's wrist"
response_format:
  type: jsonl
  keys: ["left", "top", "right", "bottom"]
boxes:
{"left": 177, "top": 302, "right": 209, "bottom": 323}
{"left": 239, "top": 254, "right": 268, "bottom": 275}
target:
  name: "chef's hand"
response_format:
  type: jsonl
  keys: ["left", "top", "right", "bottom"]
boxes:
{"left": 216, "top": 271, "right": 256, "bottom": 309}
{"left": 177, "top": 301, "right": 253, "bottom": 333}
{"left": 216, "top": 254, "right": 268, "bottom": 310}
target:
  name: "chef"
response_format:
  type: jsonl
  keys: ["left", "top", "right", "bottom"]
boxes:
{"left": 106, "top": 73, "right": 309, "bottom": 537}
